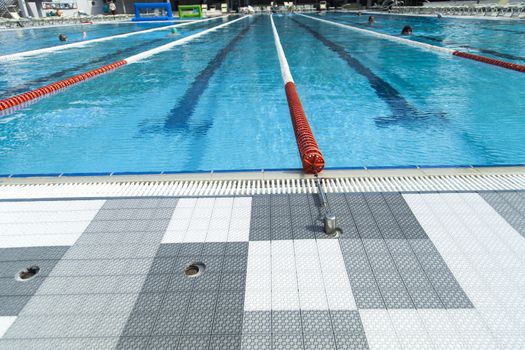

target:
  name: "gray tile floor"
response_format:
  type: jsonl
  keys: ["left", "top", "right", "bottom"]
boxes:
{"left": 0, "top": 191, "right": 524, "bottom": 349}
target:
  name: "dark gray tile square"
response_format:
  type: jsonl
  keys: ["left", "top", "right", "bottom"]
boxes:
{"left": 271, "top": 195, "right": 290, "bottom": 207}
{"left": 292, "top": 226, "right": 316, "bottom": 240}
{"left": 343, "top": 253, "right": 373, "bottom": 272}
{"left": 408, "top": 289, "right": 445, "bottom": 309}
{"left": 116, "top": 336, "right": 150, "bottom": 350}
{"left": 356, "top": 225, "right": 382, "bottom": 239}
{"left": 427, "top": 270, "right": 462, "bottom": 290}
{"left": 223, "top": 256, "right": 247, "bottom": 272}
{"left": 225, "top": 242, "right": 249, "bottom": 256}
{"left": 166, "top": 273, "right": 195, "bottom": 292}
{"left": 437, "top": 289, "right": 474, "bottom": 309}
{"left": 301, "top": 310, "right": 331, "bottom": 334}
{"left": 249, "top": 229, "right": 271, "bottom": 241}
{"left": 141, "top": 274, "right": 172, "bottom": 293}
{"left": 347, "top": 270, "right": 378, "bottom": 290}
{"left": 382, "top": 289, "right": 415, "bottom": 309}
{"left": 151, "top": 311, "right": 185, "bottom": 336}
{"left": 193, "top": 271, "right": 221, "bottom": 291}
{"left": 242, "top": 311, "right": 271, "bottom": 334}
{"left": 122, "top": 312, "right": 157, "bottom": 336}
{"left": 375, "top": 271, "right": 406, "bottom": 290}
{"left": 272, "top": 334, "right": 304, "bottom": 350}
{"left": 330, "top": 310, "right": 365, "bottom": 334}
{"left": 335, "top": 333, "right": 370, "bottom": 349}
{"left": 209, "top": 335, "right": 242, "bottom": 350}
{"left": 304, "top": 333, "right": 336, "bottom": 350}
{"left": 0, "top": 295, "right": 31, "bottom": 316}
{"left": 0, "top": 246, "right": 69, "bottom": 262}
{"left": 391, "top": 253, "right": 421, "bottom": 270}
{"left": 241, "top": 334, "right": 272, "bottom": 349}
{"left": 271, "top": 227, "right": 294, "bottom": 240}
{"left": 272, "top": 310, "right": 302, "bottom": 334}
{"left": 132, "top": 293, "right": 164, "bottom": 313}
{"left": 0, "top": 276, "right": 45, "bottom": 296}
{"left": 187, "top": 290, "right": 218, "bottom": 312}
{"left": 220, "top": 272, "right": 246, "bottom": 291}
{"left": 353, "top": 288, "right": 385, "bottom": 309}
{"left": 216, "top": 291, "right": 245, "bottom": 311}
{"left": 212, "top": 309, "right": 243, "bottom": 334}
{"left": 182, "top": 311, "right": 215, "bottom": 334}
{"left": 149, "top": 336, "right": 181, "bottom": 350}
{"left": 163, "top": 292, "right": 192, "bottom": 312}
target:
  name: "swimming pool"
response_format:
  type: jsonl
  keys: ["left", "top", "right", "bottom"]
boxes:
{"left": 0, "top": 21, "right": 179, "bottom": 56}
{"left": 322, "top": 12, "right": 525, "bottom": 64}
{"left": 0, "top": 14, "right": 524, "bottom": 175}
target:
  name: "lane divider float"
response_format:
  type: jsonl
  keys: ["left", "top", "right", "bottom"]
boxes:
{"left": 452, "top": 51, "right": 525, "bottom": 73}
{"left": 0, "top": 16, "right": 249, "bottom": 113}
{"left": 299, "top": 14, "right": 525, "bottom": 74}
{"left": 0, "top": 15, "right": 230, "bottom": 62}
{"left": 270, "top": 15, "right": 325, "bottom": 174}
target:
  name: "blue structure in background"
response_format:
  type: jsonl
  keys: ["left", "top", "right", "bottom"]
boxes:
{"left": 132, "top": 2, "right": 174, "bottom": 21}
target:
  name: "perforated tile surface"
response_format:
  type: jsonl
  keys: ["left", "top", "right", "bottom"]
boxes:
{"left": 0, "top": 191, "right": 524, "bottom": 349}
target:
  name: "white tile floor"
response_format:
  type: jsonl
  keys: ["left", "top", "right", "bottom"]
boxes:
{"left": 244, "top": 239, "right": 355, "bottom": 312}
{"left": 405, "top": 192, "right": 525, "bottom": 349}
{"left": 0, "top": 200, "right": 105, "bottom": 248}
{"left": 0, "top": 317, "right": 16, "bottom": 338}
{"left": 162, "top": 197, "right": 252, "bottom": 243}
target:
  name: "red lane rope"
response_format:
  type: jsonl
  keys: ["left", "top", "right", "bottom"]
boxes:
{"left": 453, "top": 51, "right": 525, "bottom": 73}
{"left": 0, "top": 60, "right": 127, "bottom": 112}
{"left": 285, "top": 81, "right": 325, "bottom": 174}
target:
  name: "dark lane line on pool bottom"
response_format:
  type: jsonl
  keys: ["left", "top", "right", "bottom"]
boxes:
{"left": 162, "top": 16, "right": 258, "bottom": 132}
{"left": 0, "top": 37, "right": 168, "bottom": 100}
{"left": 291, "top": 18, "right": 446, "bottom": 128}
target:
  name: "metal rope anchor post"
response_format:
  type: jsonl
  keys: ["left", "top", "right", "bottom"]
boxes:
{"left": 314, "top": 174, "right": 342, "bottom": 237}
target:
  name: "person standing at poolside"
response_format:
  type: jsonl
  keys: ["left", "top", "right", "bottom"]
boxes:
{"left": 109, "top": 1, "right": 117, "bottom": 16}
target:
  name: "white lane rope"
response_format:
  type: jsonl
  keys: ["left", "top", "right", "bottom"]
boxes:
{"left": 298, "top": 14, "right": 454, "bottom": 55}
{"left": 0, "top": 15, "right": 231, "bottom": 62}
{"left": 270, "top": 15, "right": 294, "bottom": 84}
{"left": 125, "top": 15, "right": 249, "bottom": 64}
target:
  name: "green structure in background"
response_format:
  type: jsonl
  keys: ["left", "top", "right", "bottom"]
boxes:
{"left": 178, "top": 5, "right": 203, "bottom": 18}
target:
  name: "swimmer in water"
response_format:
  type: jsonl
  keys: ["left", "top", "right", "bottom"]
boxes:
{"left": 368, "top": 16, "right": 375, "bottom": 25}
{"left": 401, "top": 25, "right": 412, "bottom": 35}
{"left": 169, "top": 27, "right": 178, "bottom": 36}
{"left": 58, "top": 33, "right": 67, "bottom": 42}
{"left": 82, "top": 31, "right": 87, "bottom": 39}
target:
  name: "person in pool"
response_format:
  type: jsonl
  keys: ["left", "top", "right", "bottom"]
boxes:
{"left": 58, "top": 33, "right": 67, "bottom": 42}
{"left": 401, "top": 25, "right": 412, "bottom": 35}
{"left": 368, "top": 16, "right": 375, "bottom": 25}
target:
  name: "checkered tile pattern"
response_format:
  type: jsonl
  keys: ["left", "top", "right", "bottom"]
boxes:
{"left": 0, "top": 191, "right": 523, "bottom": 349}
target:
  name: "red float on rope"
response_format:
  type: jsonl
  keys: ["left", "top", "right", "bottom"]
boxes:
{"left": 284, "top": 82, "right": 325, "bottom": 174}
{"left": 453, "top": 51, "right": 525, "bottom": 73}
{"left": 0, "top": 59, "right": 127, "bottom": 112}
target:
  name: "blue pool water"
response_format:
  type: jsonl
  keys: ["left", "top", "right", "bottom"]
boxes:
{"left": 0, "top": 21, "right": 180, "bottom": 55}
{"left": 0, "top": 14, "right": 524, "bottom": 175}
{"left": 323, "top": 12, "right": 525, "bottom": 64}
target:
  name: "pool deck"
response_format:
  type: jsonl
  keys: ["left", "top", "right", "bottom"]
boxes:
{"left": 0, "top": 166, "right": 524, "bottom": 349}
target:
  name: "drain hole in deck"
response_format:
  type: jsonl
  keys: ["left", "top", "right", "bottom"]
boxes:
{"left": 184, "top": 262, "right": 205, "bottom": 278}
{"left": 16, "top": 266, "right": 40, "bottom": 281}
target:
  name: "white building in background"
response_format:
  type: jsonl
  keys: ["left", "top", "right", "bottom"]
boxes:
{"left": 4, "top": 0, "right": 134, "bottom": 18}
